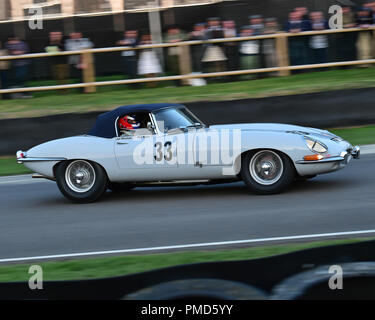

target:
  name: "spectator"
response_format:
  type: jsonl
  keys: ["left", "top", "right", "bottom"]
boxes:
{"left": 249, "top": 14, "right": 266, "bottom": 74}
{"left": 263, "top": 18, "right": 279, "bottom": 70}
{"left": 239, "top": 26, "right": 260, "bottom": 79}
{"left": 0, "top": 41, "right": 10, "bottom": 97}
{"left": 285, "top": 10, "right": 303, "bottom": 33}
{"left": 65, "top": 32, "right": 80, "bottom": 81}
{"left": 296, "top": 7, "right": 313, "bottom": 65}
{"left": 334, "top": 6, "right": 357, "bottom": 63}
{"left": 356, "top": 7, "right": 374, "bottom": 64}
{"left": 189, "top": 23, "right": 206, "bottom": 73}
{"left": 249, "top": 15, "right": 264, "bottom": 36}
{"left": 295, "top": 6, "right": 312, "bottom": 31}
{"left": 65, "top": 32, "right": 93, "bottom": 85}
{"left": 309, "top": 11, "right": 329, "bottom": 65}
{"left": 335, "top": 6, "right": 357, "bottom": 64}
{"left": 45, "top": 31, "right": 69, "bottom": 89}
{"left": 117, "top": 30, "right": 139, "bottom": 84}
{"left": 285, "top": 11, "right": 306, "bottom": 67}
{"left": 164, "top": 25, "right": 186, "bottom": 85}
{"left": 202, "top": 17, "right": 227, "bottom": 74}
{"left": 343, "top": 5, "right": 356, "bottom": 28}
{"left": 5, "top": 36, "right": 31, "bottom": 98}
{"left": 137, "top": 34, "right": 162, "bottom": 88}
{"left": 222, "top": 20, "right": 239, "bottom": 79}
{"left": 364, "top": 1, "right": 375, "bottom": 20}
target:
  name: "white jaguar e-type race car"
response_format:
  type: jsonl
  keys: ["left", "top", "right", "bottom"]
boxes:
{"left": 17, "top": 103, "right": 360, "bottom": 203}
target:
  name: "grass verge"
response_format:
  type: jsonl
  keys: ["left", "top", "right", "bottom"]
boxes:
{"left": 330, "top": 125, "right": 375, "bottom": 146}
{"left": 1, "top": 68, "right": 375, "bottom": 119}
{"left": 0, "top": 157, "right": 32, "bottom": 176}
{"left": 0, "top": 238, "right": 369, "bottom": 282}
{"left": 1, "top": 124, "right": 374, "bottom": 177}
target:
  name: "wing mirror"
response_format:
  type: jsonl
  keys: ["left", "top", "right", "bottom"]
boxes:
{"left": 147, "top": 122, "right": 156, "bottom": 133}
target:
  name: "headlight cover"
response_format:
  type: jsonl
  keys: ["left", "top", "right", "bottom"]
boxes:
{"left": 304, "top": 137, "right": 328, "bottom": 154}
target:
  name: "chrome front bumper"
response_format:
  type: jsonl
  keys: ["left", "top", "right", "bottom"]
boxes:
{"left": 351, "top": 146, "right": 361, "bottom": 159}
{"left": 296, "top": 146, "right": 360, "bottom": 165}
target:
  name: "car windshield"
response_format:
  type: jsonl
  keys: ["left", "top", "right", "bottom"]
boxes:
{"left": 153, "top": 107, "right": 205, "bottom": 132}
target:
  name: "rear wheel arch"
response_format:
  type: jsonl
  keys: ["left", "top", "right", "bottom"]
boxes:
{"left": 53, "top": 159, "right": 109, "bottom": 179}
{"left": 54, "top": 159, "right": 109, "bottom": 203}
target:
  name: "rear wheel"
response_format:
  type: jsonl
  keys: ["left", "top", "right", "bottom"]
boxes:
{"left": 56, "top": 160, "right": 108, "bottom": 203}
{"left": 241, "top": 150, "right": 295, "bottom": 195}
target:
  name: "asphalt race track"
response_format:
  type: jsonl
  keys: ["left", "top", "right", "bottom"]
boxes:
{"left": 1, "top": 153, "right": 375, "bottom": 262}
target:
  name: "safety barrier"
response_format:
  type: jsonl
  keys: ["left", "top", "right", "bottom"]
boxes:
{"left": 1, "top": 239, "right": 374, "bottom": 299}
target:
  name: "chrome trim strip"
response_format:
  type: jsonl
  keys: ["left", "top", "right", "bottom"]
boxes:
{"left": 149, "top": 112, "right": 161, "bottom": 135}
{"left": 114, "top": 116, "right": 120, "bottom": 138}
{"left": 18, "top": 157, "right": 66, "bottom": 163}
{"left": 295, "top": 156, "right": 345, "bottom": 165}
{"left": 143, "top": 179, "right": 210, "bottom": 185}
{"left": 32, "top": 173, "right": 56, "bottom": 181}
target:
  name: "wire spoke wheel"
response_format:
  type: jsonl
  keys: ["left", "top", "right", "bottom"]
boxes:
{"left": 56, "top": 160, "right": 108, "bottom": 203}
{"left": 249, "top": 150, "right": 284, "bottom": 186}
{"left": 65, "top": 160, "right": 96, "bottom": 193}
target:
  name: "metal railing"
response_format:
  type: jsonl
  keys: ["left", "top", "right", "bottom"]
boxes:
{"left": 0, "top": 26, "right": 374, "bottom": 96}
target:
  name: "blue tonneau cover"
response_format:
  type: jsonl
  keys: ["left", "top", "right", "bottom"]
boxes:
{"left": 88, "top": 103, "right": 183, "bottom": 138}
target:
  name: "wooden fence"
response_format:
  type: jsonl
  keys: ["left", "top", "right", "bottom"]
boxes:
{"left": 0, "top": 26, "right": 375, "bottom": 96}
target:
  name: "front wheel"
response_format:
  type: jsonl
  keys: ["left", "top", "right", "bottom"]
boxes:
{"left": 55, "top": 160, "right": 108, "bottom": 203}
{"left": 240, "top": 150, "right": 295, "bottom": 195}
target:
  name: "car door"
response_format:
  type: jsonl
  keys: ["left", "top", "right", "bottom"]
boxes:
{"left": 115, "top": 124, "right": 179, "bottom": 182}
{"left": 152, "top": 131, "right": 179, "bottom": 169}
{"left": 115, "top": 133, "right": 156, "bottom": 170}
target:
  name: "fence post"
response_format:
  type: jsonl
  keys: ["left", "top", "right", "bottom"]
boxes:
{"left": 178, "top": 44, "right": 192, "bottom": 85}
{"left": 275, "top": 34, "right": 290, "bottom": 76}
{"left": 82, "top": 51, "right": 96, "bottom": 93}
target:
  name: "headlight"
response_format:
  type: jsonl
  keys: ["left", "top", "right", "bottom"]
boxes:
{"left": 304, "top": 137, "right": 328, "bottom": 153}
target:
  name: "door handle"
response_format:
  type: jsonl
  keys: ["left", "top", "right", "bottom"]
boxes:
{"left": 116, "top": 141, "right": 129, "bottom": 145}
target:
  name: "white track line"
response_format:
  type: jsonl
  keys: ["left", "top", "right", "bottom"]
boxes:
{"left": 0, "top": 179, "right": 42, "bottom": 185}
{"left": 0, "top": 175, "right": 50, "bottom": 185}
{"left": 361, "top": 144, "right": 375, "bottom": 155}
{"left": 1, "top": 229, "right": 375, "bottom": 263}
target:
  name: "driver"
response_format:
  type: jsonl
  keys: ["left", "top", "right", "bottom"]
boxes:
{"left": 118, "top": 115, "right": 141, "bottom": 135}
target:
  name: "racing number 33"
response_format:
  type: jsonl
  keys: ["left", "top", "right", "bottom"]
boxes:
{"left": 154, "top": 141, "right": 173, "bottom": 161}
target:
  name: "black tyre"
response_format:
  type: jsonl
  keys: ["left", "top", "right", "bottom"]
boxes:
{"left": 108, "top": 182, "right": 136, "bottom": 192}
{"left": 295, "top": 175, "right": 317, "bottom": 182}
{"left": 123, "top": 279, "right": 268, "bottom": 300}
{"left": 271, "top": 262, "right": 375, "bottom": 300}
{"left": 240, "top": 150, "right": 295, "bottom": 195}
{"left": 55, "top": 160, "right": 108, "bottom": 203}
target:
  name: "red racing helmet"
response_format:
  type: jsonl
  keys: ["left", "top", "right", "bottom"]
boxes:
{"left": 118, "top": 115, "right": 140, "bottom": 131}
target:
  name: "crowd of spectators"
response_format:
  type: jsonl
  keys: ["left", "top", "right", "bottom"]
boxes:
{"left": 117, "top": 4, "right": 375, "bottom": 83}
{"left": 1, "top": 3, "right": 375, "bottom": 97}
